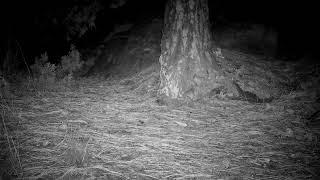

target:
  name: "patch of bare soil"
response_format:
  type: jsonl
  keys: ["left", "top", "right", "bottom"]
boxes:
{"left": 1, "top": 57, "right": 320, "bottom": 180}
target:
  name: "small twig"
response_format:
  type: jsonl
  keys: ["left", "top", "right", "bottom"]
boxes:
{"left": 15, "top": 40, "right": 31, "bottom": 76}
{"left": 81, "top": 137, "right": 91, "bottom": 164}
{"left": 15, "top": 39, "right": 36, "bottom": 92}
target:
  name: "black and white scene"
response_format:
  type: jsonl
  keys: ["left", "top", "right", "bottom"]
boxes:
{"left": 0, "top": 0, "right": 319, "bottom": 179}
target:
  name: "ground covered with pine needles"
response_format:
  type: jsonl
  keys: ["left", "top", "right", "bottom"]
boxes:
{"left": 1, "top": 61, "right": 319, "bottom": 180}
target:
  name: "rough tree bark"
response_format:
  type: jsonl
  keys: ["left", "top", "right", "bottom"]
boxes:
{"left": 158, "top": 0, "right": 238, "bottom": 102}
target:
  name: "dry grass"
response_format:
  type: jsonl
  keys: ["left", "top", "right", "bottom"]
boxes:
{"left": 0, "top": 64, "right": 319, "bottom": 180}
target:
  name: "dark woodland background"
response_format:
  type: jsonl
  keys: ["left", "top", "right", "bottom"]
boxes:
{"left": 0, "top": 0, "right": 319, "bottom": 67}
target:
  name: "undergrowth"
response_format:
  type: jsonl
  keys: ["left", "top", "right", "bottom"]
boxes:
{"left": 28, "top": 45, "right": 84, "bottom": 92}
{"left": 0, "top": 45, "right": 86, "bottom": 179}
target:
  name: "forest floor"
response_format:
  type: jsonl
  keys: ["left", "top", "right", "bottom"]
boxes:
{"left": 1, "top": 62, "right": 319, "bottom": 180}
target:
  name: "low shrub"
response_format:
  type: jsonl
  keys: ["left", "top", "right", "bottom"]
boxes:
{"left": 29, "top": 45, "right": 84, "bottom": 91}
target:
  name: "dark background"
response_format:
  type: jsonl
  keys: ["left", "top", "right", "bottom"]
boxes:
{"left": 0, "top": 0, "right": 319, "bottom": 65}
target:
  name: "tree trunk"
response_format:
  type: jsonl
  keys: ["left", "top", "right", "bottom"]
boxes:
{"left": 158, "top": 0, "right": 237, "bottom": 101}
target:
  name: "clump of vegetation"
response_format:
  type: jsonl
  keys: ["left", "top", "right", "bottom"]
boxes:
{"left": 29, "top": 45, "right": 84, "bottom": 91}
{"left": 57, "top": 45, "right": 84, "bottom": 82}
{"left": 30, "top": 52, "right": 57, "bottom": 90}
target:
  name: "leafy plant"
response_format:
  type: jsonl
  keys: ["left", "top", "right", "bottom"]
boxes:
{"left": 29, "top": 45, "right": 84, "bottom": 91}
{"left": 30, "top": 52, "right": 57, "bottom": 83}
{"left": 57, "top": 45, "right": 84, "bottom": 80}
